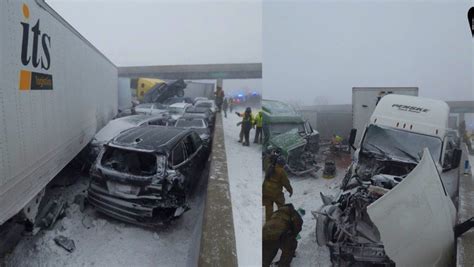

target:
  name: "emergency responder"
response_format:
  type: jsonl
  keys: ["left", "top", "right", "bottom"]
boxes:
{"left": 236, "top": 107, "right": 254, "bottom": 146}
{"left": 331, "top": 134, "right": 343, "bottom": 145}
{"left": 331, "top": 134, "right": 343, "bottom": 153}
{"left": 262, "top": 203, "right": 303, "bottom": 267}
{"left": 263, "top": 155, "right": 293, "bottom": 221}
{"left": 254, "top": 110, "right": 263, "bottom": 144}
{"left": 222, "top": 98, "right": 228, "bottom": 118}
{"left": 263, "top": 148, "right": 281, "bottom": 173}
{"left": 215, "top": 87, "right": 224, "bottom": 112}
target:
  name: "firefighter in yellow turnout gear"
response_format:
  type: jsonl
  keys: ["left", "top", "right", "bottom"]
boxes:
{"left": 263, "top": 203, "right": 303, "bottom": 267}
{"left": 263, "top": 155, "right": 293, "bottom": 222}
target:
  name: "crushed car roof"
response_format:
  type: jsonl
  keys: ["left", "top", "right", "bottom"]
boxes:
{"left": 110, "top": 126, "right": 190, "bottom": 151}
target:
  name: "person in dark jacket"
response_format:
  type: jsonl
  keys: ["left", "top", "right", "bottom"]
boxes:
{"left": 262, "top": 203, "right": 303, "bottom": 267}
{"left": 236, "top": 107, "right": 254, "bottom": 146}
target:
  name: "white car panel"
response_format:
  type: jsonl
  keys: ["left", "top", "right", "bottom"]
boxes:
{"left": 367, "top": 148, "right": 455, "bottom": 267}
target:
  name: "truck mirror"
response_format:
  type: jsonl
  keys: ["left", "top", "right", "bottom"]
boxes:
{"left": 455, "top": 217, "right": 474, "bottom": 238}
{"left": 348, "top": 128, "right": 357, "bottom": 150}
{"left": 452, "top": 148, "right": 462, "bottom": 169}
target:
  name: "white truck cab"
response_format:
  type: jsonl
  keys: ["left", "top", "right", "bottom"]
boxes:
{"left": 323, "top": 94, "right": 464, "bottom": 266}
{"left": 352, "top": 94, "right": 459, "bottom": 173}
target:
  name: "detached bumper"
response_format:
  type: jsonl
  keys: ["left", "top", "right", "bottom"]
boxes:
{"left": 87, "top": 182, "right": 179, "bottom": 226}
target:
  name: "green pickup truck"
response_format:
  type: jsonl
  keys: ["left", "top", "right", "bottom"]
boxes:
{"left": 262, "top": 99, "right": 320, "bottom": 176}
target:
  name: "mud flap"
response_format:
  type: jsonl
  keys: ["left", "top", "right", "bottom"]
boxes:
{"left": 367, "top": 148, "right": 456, "bottom": 267}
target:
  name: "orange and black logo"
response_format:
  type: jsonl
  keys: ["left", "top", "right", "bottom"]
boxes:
{"left": 18, "top": 3, "right": 53, "bottom": 91}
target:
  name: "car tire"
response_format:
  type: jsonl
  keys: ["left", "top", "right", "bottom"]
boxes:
{"left": 176, "top": 89, "right": 185, "bottom": 97}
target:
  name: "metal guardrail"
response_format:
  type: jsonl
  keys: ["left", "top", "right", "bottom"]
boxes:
{"left": 198, "top": 113, "right": 238, "bottom": 266}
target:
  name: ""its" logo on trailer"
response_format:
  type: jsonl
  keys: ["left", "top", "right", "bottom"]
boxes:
{"left": 18, "top": 3, "right": 53, "bottom": 91}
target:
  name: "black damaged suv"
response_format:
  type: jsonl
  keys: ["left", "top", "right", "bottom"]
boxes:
{"left": 88, "top": 125, "right": 207, "bottom": 226}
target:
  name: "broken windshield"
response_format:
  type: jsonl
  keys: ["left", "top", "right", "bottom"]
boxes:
{"left": 269, "top": 123, "right": 305, "bottom": 135}
{"left": 101, "top": 147, "right": 159, "bottom": 176}
{"left": 361, "top": 124, "right": 442, "bottom": 163}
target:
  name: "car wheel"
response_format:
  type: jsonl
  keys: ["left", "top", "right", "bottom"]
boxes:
{"left": 176, "top": 89, "right": 185, "bottom": 97}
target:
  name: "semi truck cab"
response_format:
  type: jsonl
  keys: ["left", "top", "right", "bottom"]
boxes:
{"left": 317, "top": 95, "right": 464, "bottom": 266}
{"left": 350, "top": 94, "right": 461, "bottom": 174}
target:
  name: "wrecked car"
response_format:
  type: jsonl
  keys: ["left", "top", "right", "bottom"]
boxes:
{"left": 262, "top": 99, "right": 320, "bottom": 176}
{"left": 141, "top": 79, "right": 187, "bottom": 104}
{"left": 174, "top": 118, "right": 211, "bottom": 145}
{"left": 194, "top": 100, "right": 217, "bottom": 113}
{"left": 89, "top": 114, "right": 170, "bottom": 158}
{"left": 163, "top": 96, "right": 194, "bottom": 105}
{"left": 183, "top": 106, "right": 215, "bottom": 128}
{"left": 314, "top": 95, "right": 463, "bottom": 266}
{"left": 88, "top": 125, "right": 207, "bottom": 226}
{"left": 168, "top": 102, "right": 192, "bottom": 122}
{"left": 134, "top": 103, "right": 169, "bottom": 116}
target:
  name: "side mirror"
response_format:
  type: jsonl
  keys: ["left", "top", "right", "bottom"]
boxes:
{"left": 452, "top": 148, "right": 462, "bottom": 169}
{"left": 455, "top": 217, "right": 474, "bottom": 238}
{"left": 348, "top": 128, "right": 357, "bottom": 150}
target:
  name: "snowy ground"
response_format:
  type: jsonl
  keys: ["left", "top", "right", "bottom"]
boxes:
{"left": 3, "top": 160, "right": 208, "bottom": 267}
{"left": 288, "top": 153, "right": 352, "bottom": 267}
{"left": 222, "top": 108, "right": 262, "bottom": 266}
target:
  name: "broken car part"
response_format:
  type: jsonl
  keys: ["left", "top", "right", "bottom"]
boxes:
{"left": 54, "top": 235, "right": 76, "bottom": 253}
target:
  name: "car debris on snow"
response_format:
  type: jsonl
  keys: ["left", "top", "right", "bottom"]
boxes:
{"left": 36, "top": 198, "right": 67, "bottom": 230}
{"left": 54, "top": 235, "right": 76, "bottom": 253}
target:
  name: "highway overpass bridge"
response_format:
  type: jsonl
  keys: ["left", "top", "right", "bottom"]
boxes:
{"left": 118, "top": 63, "right": 262, "bottom": 80}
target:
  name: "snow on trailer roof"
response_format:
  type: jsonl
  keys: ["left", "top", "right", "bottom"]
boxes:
{"left": 110, "top": 126, "right": 190, "bottom": 151}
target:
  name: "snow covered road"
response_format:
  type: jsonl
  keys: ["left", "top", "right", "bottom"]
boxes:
{"left": 4, "top": 162, "right": 209, "bottom": 267}
{"left": 288, "top": 155, "right": 350, "bottom": 267}
{"left": 222, "top": 108, "right": 262, "bottom": 266}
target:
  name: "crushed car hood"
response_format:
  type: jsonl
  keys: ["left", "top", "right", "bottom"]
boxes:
{"left": 367, "top": 148, "right": 456, "bottom": 267}
{"left": 269, "top": 130, "right": 306, "bottom": 155}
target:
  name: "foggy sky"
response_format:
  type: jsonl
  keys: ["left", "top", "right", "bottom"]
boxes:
{"left": 47, "top": 0, "right": 262, "bottom": 93}
{"left": 263, "top": 1, "right": 473, "bottom": 105}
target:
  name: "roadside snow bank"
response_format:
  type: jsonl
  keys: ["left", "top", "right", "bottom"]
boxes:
{"left": 223, "top": 109, "right": 262, "bottom": 266}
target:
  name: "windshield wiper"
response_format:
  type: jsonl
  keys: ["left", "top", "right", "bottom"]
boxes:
{"left": 393, "top": 147, "right": 420, "bottom": 162}
{"left": 363, "top": 143, "right": 391, "bottom": 160}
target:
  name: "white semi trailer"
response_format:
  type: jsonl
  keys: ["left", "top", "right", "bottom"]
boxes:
{"left": 0, "top": 0, "right": 117, "bottom": 225}
{"left": 352, "top": 87, "right": 418, "bottom": 147}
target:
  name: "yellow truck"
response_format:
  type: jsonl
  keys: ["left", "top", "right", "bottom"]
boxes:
{"left": 132, "top": 78, "right": 167, "bottom": 101}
